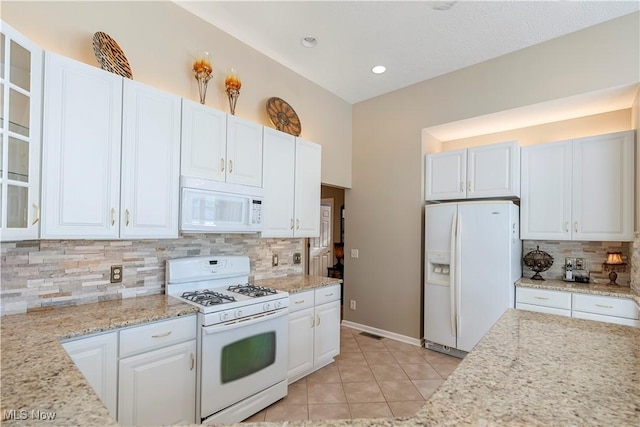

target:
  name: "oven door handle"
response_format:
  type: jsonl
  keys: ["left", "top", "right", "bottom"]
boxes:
{"left": 202, "top": 308, "right": 288, "bottom": 335}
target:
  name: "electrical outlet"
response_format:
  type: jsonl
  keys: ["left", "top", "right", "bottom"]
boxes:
{"left": 350, "top": 300, "right": 356, "bottom": 310}
{"left": 575, "top": 258, "right": 585, "bottom": 270}
{"left": 272, "top": 254, "right": 278, "bottom": 267}
{"left": 110, "top": 265, "right": 123, "bottom": 283}
{"left": 293, "top": 253, "right": 301, "bottom": 264}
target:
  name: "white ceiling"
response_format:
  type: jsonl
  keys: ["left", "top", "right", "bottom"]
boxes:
{"left": 174, "top": 1, "right": 640, "bottom": 139}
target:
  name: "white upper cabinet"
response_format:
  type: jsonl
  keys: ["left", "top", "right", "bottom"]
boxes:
{"left": 42, "top": 52, "right": 181, "bottom": 239}
{"left": 262, "top": 128, "right": 321, "bottom": 238}
{"left": 180, "top": 102, "right": 263, "bottom": 187}
{"left": 180, "top": 99, "right": 227, "bottom": 182}
{"left": 425, "top": 141, "right": 519, "bottom": 201}
{"left": 521, "top": 130, "right": 634, "bottom": 241}
{"left": 0, "top": 23, "right": 43, "bottom": 241}
{"left": 226, "top": 115, "right": 263, "bottom": 187}
{"left": 120, "top": 79, "right": 181, "bottom": 239}
{"left": 41, "top": 52, "right": 123, "bottom": 239}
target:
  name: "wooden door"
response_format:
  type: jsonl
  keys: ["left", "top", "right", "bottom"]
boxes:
{"left": 310, "top": 201, "right": 332, "bottom": 277}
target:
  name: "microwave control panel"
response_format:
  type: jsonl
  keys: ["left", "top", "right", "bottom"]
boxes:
{"left": 251, "top": 200, "right": 263, "bottom": 224}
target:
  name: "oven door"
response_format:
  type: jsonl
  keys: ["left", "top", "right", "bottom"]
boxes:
{"left": 200, "top": 309, "right": 288, "bottom": 419}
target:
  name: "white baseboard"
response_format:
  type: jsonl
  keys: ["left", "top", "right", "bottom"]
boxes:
{"left": 340, "top": 320, "right": 422, "bottom": 347}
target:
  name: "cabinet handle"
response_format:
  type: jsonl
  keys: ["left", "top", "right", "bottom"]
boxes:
{"left": 316, "top": 315, "right": 321, "bottom": 326}
{"left": 190, "top": 353, "right": 195, "bottom": 370}
{"left": 460, "top": 182, "right": 464, "bottom": 192}
{"left": 125, "top": 209, "right": 130, "bottom": 226}
{"left": 534, "top": 296, "right": 549, "bottom": 300}
{"left": 290, "top": 219, "right": 294, "bottom": 230}
{"left": 325, "top": 293, "right": 334, "bottom": 297}
{"left": 564, "top": 222, "right": 569, "bottom": 233}
{"left": 296, "top": 219, "right": 300, "bottom": 230}
{"left": 151, "top": 331, "right": 172, "bottom": 338}
{"left": 220, "top": 158, "right": 225, "bottom": 172}
{"left": 467, "top": 181, "right": 472, "bottom": 192}
{"left": 311, "top": 316, "right": 315, "bottom": 328}
{"left": 32, "top": 204, "right": 40, "bottom": 225}
{"left": 295, "top": 300, "right": 305, "bottom": 304}
{"left": 228, "top": 160, "right": 233, "bottom": 173}
{"left": 574, "top": 222, "right": 578, "bottom": 233}
{"left": 595, "top": 304, "right": 613, "bottom": 309}
{"left": 111, "top": 208, "right": 116, "bottom": 226}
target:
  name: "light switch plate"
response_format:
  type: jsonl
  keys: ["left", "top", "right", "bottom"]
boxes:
{"left": 351, "top": 249, "right": 359, "bottom": 258}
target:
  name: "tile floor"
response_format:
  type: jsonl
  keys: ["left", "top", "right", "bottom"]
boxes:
{"left": 242, "top": 325, "right": 462, "bottom": 423}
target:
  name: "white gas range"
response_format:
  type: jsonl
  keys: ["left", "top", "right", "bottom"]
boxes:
{"left": 165, "top": 255, "right": 289, "bottom": 424}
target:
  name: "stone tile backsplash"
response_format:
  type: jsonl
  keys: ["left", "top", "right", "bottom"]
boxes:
{"left": 632, "top": 232, "right": 639, "bottom": 294}
{"left": 522, "top": 240, "right": 632, "bottom": 286}
{"left": 0, "top": 234, "right": 303, "bottom": 315}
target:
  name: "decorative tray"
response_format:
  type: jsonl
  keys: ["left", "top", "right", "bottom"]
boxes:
{"left": 92, "top": 31, "right": 133, "bottom": 79}
{"left": 266, "top": 97, "right": 301, "bottom": 136}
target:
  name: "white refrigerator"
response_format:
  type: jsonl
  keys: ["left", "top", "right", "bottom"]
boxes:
{"left": 424, "top": 201, "right": 521, "bottom": 353}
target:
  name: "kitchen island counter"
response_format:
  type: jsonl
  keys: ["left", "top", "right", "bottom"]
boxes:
{"left": 0, "top": 295, "right": 197, "bottom": 426}
{"left": 253, "top": 274, "right": 342, "bottom": 293}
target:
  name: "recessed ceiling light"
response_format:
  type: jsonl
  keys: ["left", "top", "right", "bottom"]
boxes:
{"left": 301, "top": 36, "right": 317, "bottom": 48}
{"left": 432, "top": 1, "right": 457, "bottom": 11}
{"left": 371, "top": 65, "right": 386, "bottom": 74}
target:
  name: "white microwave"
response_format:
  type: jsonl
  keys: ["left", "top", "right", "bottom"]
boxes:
{"left": 180, "top": 177, "right": 264, "bottom": 233}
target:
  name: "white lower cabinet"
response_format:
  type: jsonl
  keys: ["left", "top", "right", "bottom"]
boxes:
{"left": 571, "top": 293, "right": 640, "bottom": 328}
{"left": 118, "top": 315, "right": 197, "bottom": 426}
{"left": 61, "top": 332, "right": 118, "bottom": 419}
{"left": 288, "top": 285, "right": 341, "bottom": 383}
{"left": 515, "top": 287, "right": 639, "bottom": 327}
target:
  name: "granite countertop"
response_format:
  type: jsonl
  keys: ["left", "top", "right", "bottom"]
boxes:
{"left": 3, "top": 282, "right": 638, "bottom": 426}
{"left": 0, "top": 295, "right": 198, "bottom": 426}
{"left": 516, "top": 277, "right": 640, "bottom": 306}
{"left": 253, "top": 274, "right": 342, "bottom": 293}
{"left": 416, "top": 309, "right": 640, "bottom": 426}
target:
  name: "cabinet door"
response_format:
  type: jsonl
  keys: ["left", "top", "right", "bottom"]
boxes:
{"left": 294, "top": 138, "right": 321, "bottom": 237}
{"left": 467, "top": 141, "right": 519, "bottom": 198}
{"left": 118, "top": 340, "right": 196, "bottom": 426}
{"left": 313, "top": 299, "right": 341, "bottom": 369}
{"left": 62, "top": 332, "right": 118, "bottom": 418}
{"left": 41, "top": 52, "right": 122, "bottom": 239}
{"left": 288, "top": 306, "right": 315, "bottom": 382}
{"left": 120, "top": 79, "right": 181, "bottom": 239}
{"left": 424, "top": 149, "right": 466, "bottom": 201}
{"left": 0, "top": 22, "right": 43, "bottom": 241}
{"left": 520, "top": 141, "right": 572, "bottom": 240}
{"left": 261, "top": 128, "right": 295, "bottom": 237}
{"left": 180, "top": 99, "right": 227, "bottom": 182}
{"left": 572, "top": 131, "right": 634, "bottom": 241}
{"left": 226, "top": 115, "right": 263, "bottom": 187}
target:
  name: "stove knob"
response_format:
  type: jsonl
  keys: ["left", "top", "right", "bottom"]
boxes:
{"left": 263, "top": 302, "right": 272, "bottom": 311}
{"left": 219, "top": 312, "right": 230, "bottom": 322}
{"left": 234, "top": 309, "right": 243, "bottom": 318}
{"left": 274, "top": 300, "right": 281, "bottom": 309}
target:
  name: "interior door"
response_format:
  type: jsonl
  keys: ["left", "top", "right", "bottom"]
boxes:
{"left": 309, "top": 202, "right": 332, "bottom": 277}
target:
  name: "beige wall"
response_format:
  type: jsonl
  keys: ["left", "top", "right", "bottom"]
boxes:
{"left": 1, "top": 1, "right": 352, "bottom": 188}
{"left": 347, "top": 13, "right": 639, "bottom": 340}
{"left": 634, "top": 89, "right": 640, "bottom": 231}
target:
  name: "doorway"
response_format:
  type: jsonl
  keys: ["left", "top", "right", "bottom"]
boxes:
{"left": 309, "top": 199, "right": 333, "bottom": 277}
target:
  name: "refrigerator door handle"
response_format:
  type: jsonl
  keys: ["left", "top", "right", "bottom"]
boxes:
{"left": 455, "top": 211, "right": 462, "bottom": 337}
{"left": 449, "top": 211, "right": 457, "bottom": 337}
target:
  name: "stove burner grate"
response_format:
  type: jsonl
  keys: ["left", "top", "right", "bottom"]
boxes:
{"left": 181, "top": 290, "right": 236, "bottom": 306}
{"left": 227, "top": 284, "right": 278, "bottom": 298}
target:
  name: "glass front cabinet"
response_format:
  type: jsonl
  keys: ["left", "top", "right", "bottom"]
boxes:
{"left": 0, "top": 22, "right": 43, "bottom": 240}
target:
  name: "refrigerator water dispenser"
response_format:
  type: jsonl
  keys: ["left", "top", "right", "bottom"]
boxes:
{"left": 427, "top": 251, "right": 451, "bottom": 286}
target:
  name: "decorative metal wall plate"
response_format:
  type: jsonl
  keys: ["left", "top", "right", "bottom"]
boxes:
{"left": 266, "top": 97, "right": 301, "bottom": 136}
{"left": 92, "top": 32, "right": 133, "bottom": 79}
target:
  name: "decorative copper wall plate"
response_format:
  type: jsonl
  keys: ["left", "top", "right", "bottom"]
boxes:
{"left": 92, "top": 32, "right": 133, "bottom": 79}
{"left": 266, "top": 97, "right": 301, "bottom": 136}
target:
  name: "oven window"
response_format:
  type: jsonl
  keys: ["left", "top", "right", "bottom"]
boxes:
{"left": 221, "top": 332, "right": 276, "bottom": 383}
